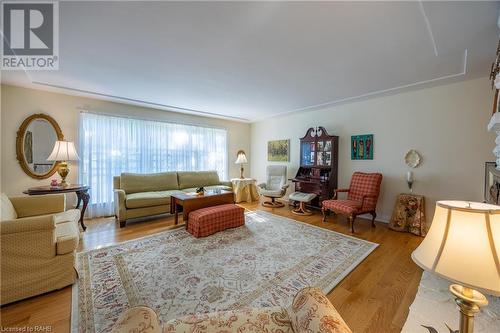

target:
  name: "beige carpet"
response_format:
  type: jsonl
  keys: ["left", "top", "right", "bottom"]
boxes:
{"left": 72, "top": 210, "right": 378, "bottom": 333}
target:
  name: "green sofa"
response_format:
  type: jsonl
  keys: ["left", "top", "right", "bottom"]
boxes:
{"left": 113, "top": 171, "right": 232, "bottom": 227}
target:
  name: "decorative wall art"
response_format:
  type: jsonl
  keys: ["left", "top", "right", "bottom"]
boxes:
{"left": 267, "top": 139, "right": 290, "bottom": 162}
{"left": 351, "top": 134, "right": 373, "bottom": 160}
{"left": 405, "top": 149, "right": 422, "bottom": 168}
{"left": 484, "top": 162, "right": 500, "bottom": 205}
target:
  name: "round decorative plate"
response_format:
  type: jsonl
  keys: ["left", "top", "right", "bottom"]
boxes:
{"left": 405, "top": 149, "right": 421, "bottom": 168}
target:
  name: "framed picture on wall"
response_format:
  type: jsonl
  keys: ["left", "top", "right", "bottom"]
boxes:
{"left": 268, "top": 139, "right": 290, "bottom": 161}
{"left": 351, "top": 134, "right": 374, "bottom": 160}
{"left": 484, "top": 162, "right": 500, "bottom": 205}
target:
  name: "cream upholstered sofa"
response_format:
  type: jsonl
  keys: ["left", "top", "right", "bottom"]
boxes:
{"left": 113, "top": 171, "right": 232, "bottom": 227}
{"left": 0, "top": 193, "right": 80, "bottom": 305}
{"left": 111, "top": 287, "right": 352, "bottom": 333}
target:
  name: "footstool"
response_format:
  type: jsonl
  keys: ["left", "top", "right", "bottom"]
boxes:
{"left": 187, "top": 204, "right": 245, "bottom": 237}
{"left": 289, "top": 192, "right": 317, "bottom": 216}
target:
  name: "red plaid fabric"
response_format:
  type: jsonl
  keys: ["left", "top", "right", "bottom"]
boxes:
{"left": 188, "top": 204, "right": 245, "bottom": 238}
{"left": 347, "top": 172, "right": 383, "bottom": 211}
{"left": 322, "top": 199, "right": 361, "bottom": 215}
{"left": 322, "top": 172, "right": 382, "bottom": 215}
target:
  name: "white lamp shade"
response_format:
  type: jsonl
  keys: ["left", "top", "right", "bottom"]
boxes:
{"left": 235, "top": 152, "right": 248, "bottom": 164}
{"left": 411, "top": 201, "right": 500, "bottom": 296}
{"left": 47, "top": 141, "right": 80, "bottom": 161}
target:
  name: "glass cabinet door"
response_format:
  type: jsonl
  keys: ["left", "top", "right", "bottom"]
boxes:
{"left": 301, "top": 141, "right": 315, "bottom": 166}
{"left": 316, "top": 140, "right": 332, "bottom": 166}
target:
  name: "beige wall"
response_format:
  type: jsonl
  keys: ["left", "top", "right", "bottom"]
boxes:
{"left": 0, "top": 84, "right": 251, "bottom": 196}
{"left": 2, "top": 78, "right": 495, "bottom": 224}
{"left": 250, "top": 77, "right": 496, "bottom": 223}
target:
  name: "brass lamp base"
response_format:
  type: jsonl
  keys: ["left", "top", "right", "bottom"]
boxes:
{"left": 240, "top": 166, "right": 245, "bottom": 179}
{"left": 57, "top": 161, "right": 70, "bottom": 187}
{"left": 449, "top": 284, "right": 488, "bottom": 333}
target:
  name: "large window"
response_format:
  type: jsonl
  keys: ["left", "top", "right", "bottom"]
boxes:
{"left": 79, "top": 112, "right": 228, "bottom": 218}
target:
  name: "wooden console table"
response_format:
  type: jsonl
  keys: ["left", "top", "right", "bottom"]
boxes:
{"left": 23, "top": 184, "right": 90, "bottom": 231}
{"left": 170, "top": 191, "right": 235, "bottom": 229}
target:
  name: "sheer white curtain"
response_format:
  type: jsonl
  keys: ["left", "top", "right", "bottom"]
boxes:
{"left": 79, "top": 112, "right": 228, "bottom": 218}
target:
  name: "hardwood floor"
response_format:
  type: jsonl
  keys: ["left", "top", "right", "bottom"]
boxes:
{"left": 0, "top": 200, "right": 423, "bottom": 332}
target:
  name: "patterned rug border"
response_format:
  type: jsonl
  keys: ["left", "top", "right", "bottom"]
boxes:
{"left": 71, "top": 210, "right": 379, "bottom": 332}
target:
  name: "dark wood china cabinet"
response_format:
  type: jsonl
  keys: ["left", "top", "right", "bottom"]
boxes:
{"left": 290, "top": 127, "right": 339, "bottom": 208}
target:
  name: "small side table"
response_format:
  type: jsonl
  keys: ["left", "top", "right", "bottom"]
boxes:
{"left": 230, "top": 178, "right": 259, "bottom": 203}
{"left": 23, "top": 184, "right": 90, "bottom": 231}
{"left": 389, "top": 193, "right": 426, "bottom": 236}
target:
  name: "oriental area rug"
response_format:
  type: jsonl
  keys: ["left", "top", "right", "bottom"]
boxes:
{"left": 72, "top": 210, "right": 378, "bottom": 333}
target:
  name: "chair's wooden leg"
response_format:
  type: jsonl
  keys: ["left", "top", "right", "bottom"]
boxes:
{"left": 322, "top": 207, "right": 327, "bottom": 222}
{"left": 349, "top": 215, "right": 355, "bottom": 233}
{"left": 370, "top": 211, "right": 377, "bottom": 227}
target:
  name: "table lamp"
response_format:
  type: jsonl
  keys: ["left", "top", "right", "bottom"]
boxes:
{"left": 235, "top": 150, "right": 247, "bottom": 179}
{"left": 47, "top": 141, "right": 80, "bottom": 186}
{"left": 411, "top": 201, "right": 500, "bottom": 333}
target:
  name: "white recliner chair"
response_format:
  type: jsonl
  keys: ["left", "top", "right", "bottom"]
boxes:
{"left": 258, "top": 165, "right": 289, "bottom": 207}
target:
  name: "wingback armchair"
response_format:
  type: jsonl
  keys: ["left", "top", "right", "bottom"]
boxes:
{"left": 257, "top": 165, "right": 289, "bottom": 207}
{"left": 322, "top": 172, "right": 383, "bottom": 233}
{"left": 0, "top": 193, "right": 80, "bottom": 305}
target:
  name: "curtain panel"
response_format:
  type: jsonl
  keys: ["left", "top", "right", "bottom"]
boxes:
{"left": 79, "top": 112, "right": 228, "bottom": 218}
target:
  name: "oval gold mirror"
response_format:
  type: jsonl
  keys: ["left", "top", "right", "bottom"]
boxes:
{"left": 16, "top": 113, "right": 64, "bottom": 179}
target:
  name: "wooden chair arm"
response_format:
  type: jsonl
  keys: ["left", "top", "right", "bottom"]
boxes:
{"left": 333, "top": 188, "right": 349, "bottom": 199}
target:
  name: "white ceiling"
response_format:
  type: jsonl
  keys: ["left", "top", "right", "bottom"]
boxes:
{"left": 2, "top": 1, "right": 499, "bottom": 122}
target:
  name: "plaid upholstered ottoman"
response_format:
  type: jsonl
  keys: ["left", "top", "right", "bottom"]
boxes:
{"left": 187, "top": 204, "right": 245, "bottom": 237}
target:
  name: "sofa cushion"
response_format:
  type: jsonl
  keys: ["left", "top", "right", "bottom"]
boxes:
{"left": 125, "top": 190, "right": 183, "bottom": 209}
{"left": 55, "top": 218, "right": 80, "bottom": 255}
{"left": 164, "top": 306, "right": 293, "bottom": 333}
{"left": 288, "top": 287, "right": 352, "bottom": 333}
{"left": 121, "top": 172, "right": 179, "bottom": 194}
{"left": 177, "top": 171, "right": 221, "bottom": 189}
{"left": 54, "top": 209, "right": 80, "bottom": 225}
{"left": 0, "top": 193, "right": 17, "bottom": 221}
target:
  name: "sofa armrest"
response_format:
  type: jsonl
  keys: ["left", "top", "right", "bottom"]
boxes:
{"left": 1, "top": 215, "right": 57, "bottom": 258}
{"left": 1, "top": 214, "right": 55, "bottom": 235}
{"left": 114, "top": 189, "right": 126, "bottom": 222}
{"left": 10, "top": 194, "right": 65, "bottom": 218}
{"left": 111, "top": 306, "right": 161, "bottom": 333}
{"left": 220, "top": 180, "right": 233, "bottom": 188}
{"left": 288, "top": 287, "right": 352, "bottom": 333}
{"left": 56, "top": 234, "right": 79, "bottom": 255}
